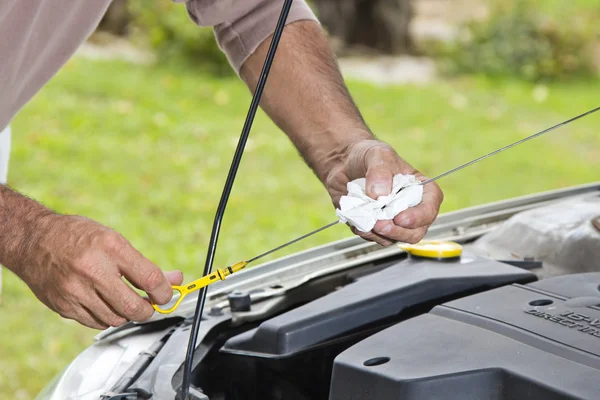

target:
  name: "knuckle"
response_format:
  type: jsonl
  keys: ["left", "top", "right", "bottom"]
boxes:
{"left": 324, "top": 171, "right": 338, "bottom": 191}
{"left": 365, "top": 141, "right": 394, "bottom": 157}
{"left": 60, "top": 313, "right": 78, "bottom": 323}
{"left": 55, "top": 281, "right": 74, "bottom": 298}
{"left": 387, "top": 233, "right": 405, "bottom": 244}
{"left": 51, "top": 291, "right": 77, "bottom": 311}
{"left": 58, "top": 308, "right": 95, "bottom": 328}
{"left": 360, "top": 232, "right": 376, "bottom": 242}
{"left": 427, "top": 183, "right": 444, "bottom": 207}
{"left": 402, "top": 216, "right": 418, "bottom": 229}
{"left": 86, "top": 260, "right": 108, "bottom": 281}
{"left": 140, "top": 305, "right": 154, "bottom": 320}
{"left": 434, "top": 204, "right": 442, "bottom": 216}
{"left": 102, "top": 232, "right": 129, "bottom": 255}
{"left": 419, "top": 210, "right": 434, "bottom": 226}
{"left": 141, "top": 269, "right": 165, "bottom": 292}
{"left": 405, "top": 232, "right": 422, "bottom": 244}
{"left": 56, "top": 303, "right": 75, "bottom": 319}
{"left": 366, "top": 164, "right": 392, "bottom": 178}
{"left": 108, "top": 315, "right": 128, "bottom": 327}
{"left": 405, "top": 236, "right": 419, "bottom": 244}
{"left": 84, "top": 318, "right": 107, "bottom": 330}
{"left": 411, "top": 228, "right": 428, "bottom": 244}
{"left": 122, "top": 298, "right": 145, "bottom": 319}
{"left": 437, "top": 186, "right": 445, "bottom": 203}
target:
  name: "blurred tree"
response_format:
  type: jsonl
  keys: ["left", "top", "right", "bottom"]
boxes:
{"left": 436, "top": 0, "right": 596, "bottom": 82}
{"left": 127, "top": 0, "right": 231, "bottom": 73}
{"left": 99, "top": 0, "right": 415, "bottom": 55}
{"left": 312, "top": 0, "right": 414, "bottom": 54}
{"left": 98, "top": 0, "right": 131, "bottom": 36}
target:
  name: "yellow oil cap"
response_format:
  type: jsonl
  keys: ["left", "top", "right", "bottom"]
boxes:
{"left": 397, "top": 240, "right": 463, "bottom": 259}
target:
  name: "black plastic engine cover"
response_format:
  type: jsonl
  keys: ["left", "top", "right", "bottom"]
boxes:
{"left": 221, "top": 253, "right": 535, "bottom": 358}
{"left": 330, "top": 272, "right": 600, "bottom": 400}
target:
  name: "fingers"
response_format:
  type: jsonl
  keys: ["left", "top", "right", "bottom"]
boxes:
{"left": 353, "top": 221, "right": 428, "bottom": 246}
{"left": 392, "top": 183, "right": 443, "bottom": 230}
{"left": 360, "top": 170, "right": 441, "bottom": 244}
{"left": 32, "top": 215, "right": 182, "bottom": 329}
{"left": 89, "top": 291, "right": 128, "bottom": 327}
{"left": 372, "top": 220, "right": 428, "bottom": 244}
{"left": 45, "top": 280, "right": 121, "bottom": 329}
{"left": 94, "top": 234, "right": 173, "bottom": 321}
{"left": 369, "top": 184, "right": 441, "bottom": 243}
{"left": 353, "top": 174, "right": 441, "bottom": 245}
{"left": 371, "top": 177, "right": 442, "bottom": 244}
{"left": 74, "top": 306, "right": 110, "bottom": 330}
{"left": 350, "top": 225, "right": 396, "bottom": 247}
{"left": 164, "top": 270, "right": 184, "bottom": 286}
{"left": 98, "top": 277, "right": 156, "bottom": 322}
{"left": 88, "top": 270, "right": 181, "bottom": 325}
{"left": 117, "top": 248, "right": 175, "bottom": 306}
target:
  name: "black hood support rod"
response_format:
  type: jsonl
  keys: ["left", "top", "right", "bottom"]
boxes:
{"left": 178, "top": 1, "right": 294, "bottom": 398}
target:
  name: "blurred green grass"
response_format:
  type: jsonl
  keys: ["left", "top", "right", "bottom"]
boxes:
{"left": 1, "top": 56, "right": 598, "bottom": 399}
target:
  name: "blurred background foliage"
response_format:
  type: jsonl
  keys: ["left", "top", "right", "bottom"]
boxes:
{"left": 97, "top": 0, "right": 600, "bottom": 81}
{"left": 99, "top": 0, "right": 231, "bottom": 74}
{"left": 432, "top": 1, "right": 598, "bottom": 81}
{"left": 129, "top": 2, "right": 230, "bottom": 73}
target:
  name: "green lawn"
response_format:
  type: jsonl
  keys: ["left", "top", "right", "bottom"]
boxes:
{"left": 1, "top": 55, "right": 598, "bottom": 399}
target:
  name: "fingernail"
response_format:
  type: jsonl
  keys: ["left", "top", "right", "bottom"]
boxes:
{"left": 371, "top": 183, "right": 389, "bottom": 197}
{"left": 399, "top": 216, "right": 412, "bottom": 228}
{"left": 165, "top": 270, "right": 183, "bottom": 279}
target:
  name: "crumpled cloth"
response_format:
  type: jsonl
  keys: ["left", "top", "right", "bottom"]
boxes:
{"left": 336, "top": 174, "right": 424, "bottom": 232}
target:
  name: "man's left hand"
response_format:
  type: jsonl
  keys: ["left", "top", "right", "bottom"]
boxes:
{"left": 325, "top": 139, "right": 444, "bottom": 246}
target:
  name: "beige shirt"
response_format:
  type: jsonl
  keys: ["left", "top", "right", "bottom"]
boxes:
{"left": 0, "top": 0, "right": 317, "bottom": 131}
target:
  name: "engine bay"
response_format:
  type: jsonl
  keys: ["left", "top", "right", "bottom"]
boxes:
{"left": 37, "top": 185, "right": 600, "bottom": 400}
{"left": 166, "top": 191, "right": 600, "bottom": 400}
{"left": 185, "top": 253, "right": 537, "bottom": 400}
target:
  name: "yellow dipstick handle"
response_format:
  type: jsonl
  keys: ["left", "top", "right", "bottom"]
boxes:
{"left": 151, "top": 260, "right": 248, "bottom": 314}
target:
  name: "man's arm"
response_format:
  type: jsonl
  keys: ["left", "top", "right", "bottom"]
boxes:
{"left": 240, "top": 20, "right": 371, "bottom": 184}
{"left": 184, "top": 0, "right": 442, "bottom": 244}
{"left": 0, "top": 185, "right": 182, "bottom": 329}
{"left": 239, "top": 20, "right": 443, "bottom": 245}
{"left": 0, "top": 185, "right": 54, "bottom": 269}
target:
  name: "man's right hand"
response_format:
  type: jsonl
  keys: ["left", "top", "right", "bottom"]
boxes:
{"left": 21, "top": 214, "right": 183, "bottom": 330}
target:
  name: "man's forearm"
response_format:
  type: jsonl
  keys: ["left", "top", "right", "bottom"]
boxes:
{"left": 0, "top": 185, "right": 53, "bottom": 274}
{"left": 240, "top": 20, "right": 373, "bottom": 183}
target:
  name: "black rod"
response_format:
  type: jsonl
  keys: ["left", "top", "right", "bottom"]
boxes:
{"left": 178, "top": 1, "right": 294, "bottom": 398}
{"left": 246, "top": 220, "right": 340, "bottom": 263}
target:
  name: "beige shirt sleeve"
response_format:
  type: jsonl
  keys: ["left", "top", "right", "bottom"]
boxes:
{"left": 175, "top": 0, "right": 319, "bottom": 73}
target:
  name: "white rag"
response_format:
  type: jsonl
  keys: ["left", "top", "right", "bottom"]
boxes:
{"left": 336, "top": 174, "right": 424, "bottom": 232}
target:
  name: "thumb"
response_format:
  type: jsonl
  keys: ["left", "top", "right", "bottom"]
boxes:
{"left": 365, "top": 152, "right": 394, "bottom": 200}
{"left": 164, "top": 270, "right": 184, "bottom": 286}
